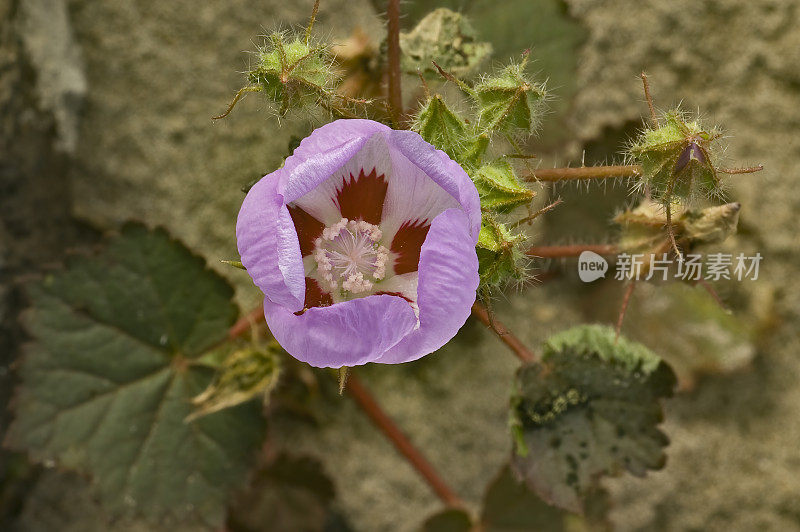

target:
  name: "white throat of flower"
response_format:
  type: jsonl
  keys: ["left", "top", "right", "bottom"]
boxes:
{"left": 313, "top": 218, "right": 390, "bottom": 295}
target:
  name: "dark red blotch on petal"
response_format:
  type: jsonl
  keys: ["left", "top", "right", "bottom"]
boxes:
{"left": 294, "top": 277, "right": 333, "bottom": 315}
{"left": 390, "top": 220, "right": 430, "bottom": 275}
{"left": 288, "top": 205, "right": 325, "bottom": 256}
{"left": 375, "top": 291, "right": 414, "bottom": 304}
{"left": 335, "top": 168, "right": 388, "bottom": 225}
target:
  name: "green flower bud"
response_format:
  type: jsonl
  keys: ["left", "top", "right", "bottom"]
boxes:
{"left": 471, "top": 160, "right": 535, "bottom": 214}
{"left": 472, "top": 57, "right": 547, "bottom": 135}
{"left": 476, "top": 214, "right": 528, "bottom": 291}
{"left": 628, "top": 109, "right": 723, "bottom": 201}
{"left": 189, "top": 343, "right": 282, "bottom": 420}
{"left": 400, "top": 8, "right": 492, "bottom": 79}
{"left": 247, "top": 32, "right": 337, "bottom": 114}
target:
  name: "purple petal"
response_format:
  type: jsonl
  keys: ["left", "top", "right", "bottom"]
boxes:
{"left": 236, "top": 172, "right": 305, "bottom": 311}
{"left": 373, "top": 208, "right": 479, "bottom": 364}
{"left": 387, "top": 130, "right": 482, "bottom": 241}
{"left": 279, "top": 120, "right": 393, "bottom": 204}
{"left": 264, "top": 294, "right": 418, "bottom": 368}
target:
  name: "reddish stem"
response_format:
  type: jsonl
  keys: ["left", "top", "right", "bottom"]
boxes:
{"left": 386, "top": 0, "right": 403, "bottom": 127}
{"left": 227, "top": 305, "right": 265, "bottom": 339}
{"left": 346, "top": 374, "right": 464, "bottom": 507}
{"left": 524, "top": 165, "right": 641, "bottom": 182}
{"left": 527, "top": 243, "right": 618, "bottom": 258}
{"left": 226, "top": 303, "right": 463, "bottom": 508}
{"left": 471, "top": 303, "right": 536, "bottom": 363}
{"left": 615, "top": 281, "right": 637, "bottom": 341}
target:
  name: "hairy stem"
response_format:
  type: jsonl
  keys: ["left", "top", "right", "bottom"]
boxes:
{"left": 527, "top": 243, "right": 618, "bottom": 258}
{"left": 523, "top": 165, "right": 642, "bottom": 182}
{"left": 346, "top": 374, "right": 464, "bottom": 507}
{"left": 386, "top": 0, "right": 402, "bottom": 127}
{"left": 471, "top": 302, "right": 537, "bottom": 363}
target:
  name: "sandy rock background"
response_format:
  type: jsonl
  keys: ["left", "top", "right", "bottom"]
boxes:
{"left": 2, "top": 0, "right": 799, "bottom": 530}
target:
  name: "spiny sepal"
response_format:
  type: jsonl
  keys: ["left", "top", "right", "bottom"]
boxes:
{"left": 472, "top": 55, "right": 547, "bottom": 136}
{"left": 471, "top": 160, "right": 535, "bottom": 214}
{"left": 412, "top": 94, "right": 474, "bottom": 163}
{"left": 248, "top": 32, "right": 338, "bottom": 115}
{"left": 628, "top": 109, "right": 724, "bottom": 202}
{"left": 476, "top": 214, "right": 528, "bottom": 293}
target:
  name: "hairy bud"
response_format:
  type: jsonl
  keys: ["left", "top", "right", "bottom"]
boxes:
{"left": 476, "top": 214, "right": 528, "bottom": 291}
{"left": 472, "top": 56, "right": 547, "bottom": 135}
{"left": 628, "top": 109, "right": 723, "bottom": 201}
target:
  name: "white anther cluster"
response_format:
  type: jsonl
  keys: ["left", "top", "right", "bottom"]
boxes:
{"left": 313, "top": 218, "right": 389, "bottom": 295}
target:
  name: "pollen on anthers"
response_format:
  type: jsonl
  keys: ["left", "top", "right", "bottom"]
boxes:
{"left": 313, "top": 218, "right": 390, "bottom": 295}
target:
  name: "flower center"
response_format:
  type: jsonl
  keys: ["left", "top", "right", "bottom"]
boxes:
{"left": 313, "top": 218, "right": 389, "bottom": 295}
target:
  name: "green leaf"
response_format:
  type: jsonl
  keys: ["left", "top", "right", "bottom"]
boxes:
{"left": 5, "top": 223, "right": 266, "bottom": 528}
{"left": 481, "top": 465, "right": 610, "bottom": 532}
{"left": 471, "top": 160, "right": 535, "bottom": 214}
{"left": 421, "top": 508, "right": 473, "bottom": 532}
{"left": 226, "top": 452, "right": 342, "bottom": 532}
{"left": 510, "top": 325, "right": 675, "bottom": 513}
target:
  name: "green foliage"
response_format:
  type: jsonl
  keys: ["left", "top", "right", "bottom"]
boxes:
{"left": 476, "top": 214, "right": 528, "bottom": 292}
{"left": 190, "top": 343, "right": 282, "bottom": 421}
{"left": 400, "top": 8, "right": 492, "bottom": 79}
{"left": 421, "top": 508, "right": 473, "bottom": 532}
{"left": 247, "top": 32, "right": 338, "bottom": 115}
{"left": 471, "top": 160, "right": 535, "bottom": 214}
{"left": 422, "top": 465, "right": 610, "bottom": 532}
{"left": 227, "top": 452, "right": 346, "bottom": 532}
{"left": 510, "top": 325, "right": 675, "bottom": 513}
{"left": 412, "top": 95, "right": 474, "bottom": 163}
{"left": 5, "top": 224, "right": 266, "bottom": 528}
{"left": 628, "top": 109, "right": 723, "bottom": 202}
{"left": 472, "top": 57, "right": 547, "bottom": 135}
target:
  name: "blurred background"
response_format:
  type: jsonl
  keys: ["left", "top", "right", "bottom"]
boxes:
{"left": 1, "top": 0, "right": 799, "bottom": 530}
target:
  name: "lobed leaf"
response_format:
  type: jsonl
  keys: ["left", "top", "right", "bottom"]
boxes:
{"left": 510, "top": 325, "right": 675, "bottom": 513}
{"left": 5, "top": 223, "right": 266, "bottom": 528}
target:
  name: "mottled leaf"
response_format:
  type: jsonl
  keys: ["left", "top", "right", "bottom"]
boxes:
{"left": 5, "top": 223, "right": 266, "bottom": 528}
{"left": 482, "top": 465, "right": 610, "bottom": 532}
{"left": 400, "top": 8, "right": 492, "bottom": 79}
{"left": 510, "top": 325, "right": 675, "bottom": 513}
{"left": 421, "top": 508, "right": 473, "bottom": 532}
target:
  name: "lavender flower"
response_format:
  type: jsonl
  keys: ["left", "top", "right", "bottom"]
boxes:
{"left": 237, "top": 119, "right": 481, "bottom": 367}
